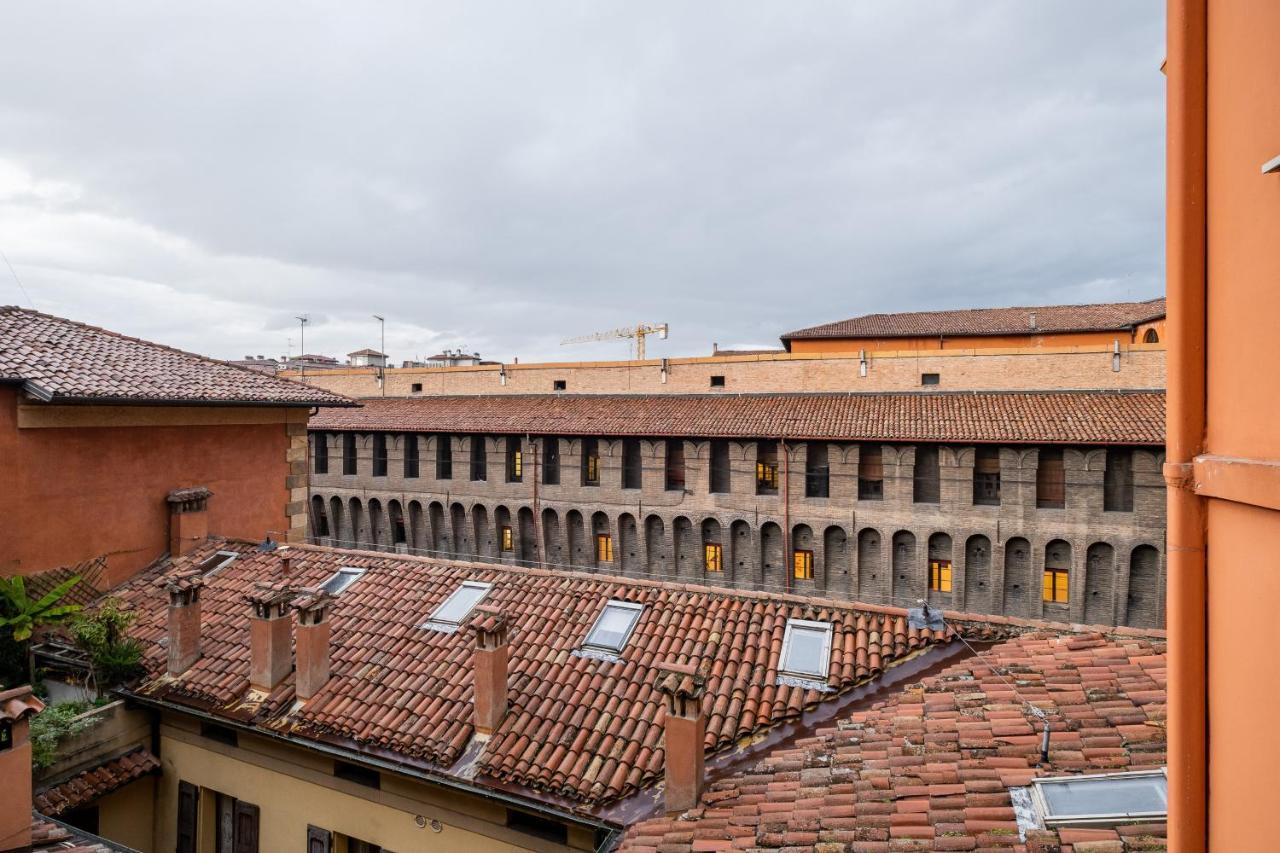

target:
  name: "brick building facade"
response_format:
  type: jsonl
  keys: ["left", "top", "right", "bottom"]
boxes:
{"left": 307, "top": 392, "right": 1167, "bottom": 628}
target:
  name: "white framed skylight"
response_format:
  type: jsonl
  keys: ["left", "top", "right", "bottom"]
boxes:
{"left": 580, "top": 600, "right": 643, "bottom": 657}
{"left": 421, "top": 581, "right": 492, "bottom": 633}
{"left": 320, "top": 567, "right": 365, "bottom": 597}
{"left": 197, "top": 551, "right": 239, "bottom": 577}
{"left": 778, "top": 618, "right": 833, "bottom": 687}
{"left": 1030, "top": 768, "right": 1168, "bottom": 828}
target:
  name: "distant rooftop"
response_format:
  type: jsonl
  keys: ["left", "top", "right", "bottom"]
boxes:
{"left": 782, "top": 297, "right": 1167, "bottom": 342}
{"left": 0, "top": 306, "right": 354, "bottom": 407}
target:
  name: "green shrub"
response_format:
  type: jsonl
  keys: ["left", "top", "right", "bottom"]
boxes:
{"left": 71, "top": 598, "right": 144, "bottom": 693}
{"left": 30, "top": 701, "right": 99, "bottom": 770}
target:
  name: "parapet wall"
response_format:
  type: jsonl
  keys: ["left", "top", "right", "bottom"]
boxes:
{"left": 283, "top": 344, "right": 1166, "bottom": 398}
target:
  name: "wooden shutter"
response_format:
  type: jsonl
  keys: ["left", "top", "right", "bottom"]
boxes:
{"left": 233, "top": 801, "right": 260, "bottom": 853}
{"left": 307, "top": 826, "right": 332, "bottom": 853}
{"left": 860, "top": 444, "right": 883, "bottom": 479}
{"left": 1037, "top": 449, "right": 1065, "bottom": 507}
{"left": 974, "top": 447, "right": 1000, "bottom": 473}
{"left": 177, "top": 781, "right": 199, "bottom": 853}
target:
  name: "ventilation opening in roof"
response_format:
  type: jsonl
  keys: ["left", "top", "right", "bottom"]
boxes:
{"left": 777, "top": 618, "right": 833, "bottom": 690}
{"left": 578, "top": 600, "right": 643, "bottom": 660}
{"left": 1029, "top": 769, "right": 1168, "bottom": 828}
{"left": 320, "top": 567, "right": 365, "bottom": 596}
{"left": 421, "top": 581, "right": 492, "bottom": 633}
{"left": 196, "top": 551, "right": 239, "bottom": 576}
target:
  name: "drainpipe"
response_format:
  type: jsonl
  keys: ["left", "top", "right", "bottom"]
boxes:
{"left": 1164, "top": 1, "right": 1208, "bottom": 850}
{"left": 782, "top": 437, "right": 791, "bottom": 594}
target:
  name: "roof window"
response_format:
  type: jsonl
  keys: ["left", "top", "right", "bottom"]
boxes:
{"left": 580, "top": 600, "right": 643, "bottom": 658}
{"left": 421, "top": 581, "right": 492, "bottom": 633}
{"left": 778, "top": 618, "right": 833, "bottom": 688}
{"left": 1029, "top": 769, "right": 1168, "bottom": 828}
{"left": 196, "top": 551, "right": 239, "bottom": 576}
{"left": 320, "top": 567, "right": 365, "bottom": 596}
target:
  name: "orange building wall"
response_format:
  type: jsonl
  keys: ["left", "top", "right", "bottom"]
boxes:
{"left": 0, "top": 386, "right": 296, "bottom": 585}
{"left": 786, "top": 319, "right": 1166, "bottom": 354}
{"left": 1199, "top": 0, "right": 1280, "bottom": 847}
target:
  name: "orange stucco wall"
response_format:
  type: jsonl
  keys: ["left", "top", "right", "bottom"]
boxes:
{"left": 1199, "top": 0, "right": 1280, "bottom": 846}
{"left": 786, "top": 320, "right": 1166, "bottom": 354}
{"left": 0, "top": 386, "right": 293, "bottom": 585}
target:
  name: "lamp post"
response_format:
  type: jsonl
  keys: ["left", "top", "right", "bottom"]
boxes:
{"left": 295, "top": 315, "right": 309, "bottom": 382}
{"left": 373, "top": 314, "right": 385, "bottom": 396}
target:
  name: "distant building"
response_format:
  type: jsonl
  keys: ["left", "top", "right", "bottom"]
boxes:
{"left": 284, "top": 353, "right": 344, "bottom": 371}
{"left": 424, "top": 348, "right": 484, "bottom": 367}
{"left": 347, "top": 348, "right": 388, "bottom": 368}
{"left": 226, "top": 355, "right": 280, "bottom": 374}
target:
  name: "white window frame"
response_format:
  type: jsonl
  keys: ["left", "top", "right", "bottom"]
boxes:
{"left": 321, "top": 567, "right": 365, "bottom": 597}
{"left": 199, "top": 551, "right": 240, "bottom": 577}
{"left": 421, "top": 581, "right": 492, "bottom": 633}
{"left": 1030, "top": 768, "right": 1168, "bottom": 828}
{"left": 581, "top": 600, "right": 644, "bottom": 655}
{"left": 778, "top": 618, "right": 834, "bottom": 681}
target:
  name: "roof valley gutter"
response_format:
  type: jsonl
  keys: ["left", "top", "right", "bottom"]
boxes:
{"left": 118, "top": 690, "right": 622, "bottom": 836}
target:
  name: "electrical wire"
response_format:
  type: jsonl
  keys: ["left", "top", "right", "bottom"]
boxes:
{"left": 0, "top": 245, "right": 35, "bottom": 308}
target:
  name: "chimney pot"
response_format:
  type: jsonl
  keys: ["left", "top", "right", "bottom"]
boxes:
{"left": 657, "top": 661, "right": 707, "bottom": 813}
{"left": 245, "top": 582, "right": 295, "bottom": 691}
{"left": 163, "top": 570, "right": 205, "bottom": 675}
{"left": 167, "top": 486, "right": 213, "bottom": 557}
{"left": 293, "top": 589, "right": 334, "bottom": 700}
{"left": 471, "top": 607, "right": 508, "bottom": 735}
{"left": 0, "top": 685, "right": 44, "bottom": 851}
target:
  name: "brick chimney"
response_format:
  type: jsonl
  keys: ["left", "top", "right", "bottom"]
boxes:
{"left": 246, "top": 582, "right": 295, "bottom": 692}
{"left": 293, "top": 589, "right": 334, "bottom": 701}
{"left": 0, "top": 685, "right": 45, "bottom": 851}
{"left": 657, "top": 661, "right": 707, "bottom": 813}
{"left": 471, "top": 606, "right": 508, "bottom": 735}
{"left": 163, "top": 571, "right": 205, "bottom": 675}
{"left": 167, "top": 486, "right": 212, "bottom": 557}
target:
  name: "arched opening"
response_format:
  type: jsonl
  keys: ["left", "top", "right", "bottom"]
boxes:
{"left": 701, "top": 518, "right": 724, "bottom": 579}
{"left": 367, "top": 498, "right": 385, "bottom": 548}
{"left": 542, "top": 508, "right": 563, "bottom": 566}
{"left": 618, "top": 513, "right": 639, "bottom": 574}
{"left": 822, "top": 526, "right": 847, "bottom": 595}
{"left": 388, "top": 499, "right": 408, "bottom": 549}
{"left": 591, "top": 511, "right": 613, "bottom": 568}
{"left": 1002, "top": 537, "right": 1031, "bottom": 617}
{"left": 963, "top": 535, "right": 992, "bottom": 613}
{"left": 644, "top": 515, "right": 666, "bottom": 576}
{"left": 791, "top": 524, "right": 815, "bottom": 587}
{"left": 927, "top": 532, "right": 953, "bottom": 605}
{"left": 328, "top": 496, "right": 345, "bottom": 546}
{"left": 428, "top": 501, "right": 447, "bottom": 555}
{"left": 566, "top": 509, "right": 586, "bottom": 567}
{"left": 759, "top": 522, "right": 783, "bottom": 586}
{"left": 517, "top": 507, "right": 538, "bottom": 566}
{"left": 1044, "top": 540, "right": 1073, "bottom": 609}
{"left": 408, "top": 500, "right": 425, "bottom": 551}
{"left": 891, "top": 530, "right": 919, "bottom": 604}
{"left": 494, "top": 505, "right": 513, "bottom": 561}
{"left": 729, "top": 520, "right": 752, "bottom": 586}
{"left": 857, "top": 528, "right": 883, "bottom": 603}
{"left": 1084, "top": 542, "right": 1115, "bottom": 624}
{"left": 471, "top": 504, "right": 492, "bottom": 559}
{"left": 450, "top": 502, "right": 469, "bottom": 558}
{"left": 673, "top": 516, "right": 696, "bottom": 579}
{"left": 348, "top": 498, "right": 366, "bottom": 549}
{"left": 1125, "top": 545, "right": 1161, "bottom": 628}
{"left": 310, "top": 495, "right": 330, "bottom": 540}
{"left": 1143, "top": 328, "right": 1159, "bottom": 343}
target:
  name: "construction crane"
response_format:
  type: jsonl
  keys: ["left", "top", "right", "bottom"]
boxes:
{"left": 560, "top": 323, "right": 669, "bottom": 360}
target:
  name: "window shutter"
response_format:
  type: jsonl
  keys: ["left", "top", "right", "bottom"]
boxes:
{"left": 233, "top": 801, "right": 260, "bottom": 853}
{"left": 307, "top": 826, "right": 332, "bottom": 853}
{"left": 177, "top": 781, "right": 199, "bottom": 853}
{"left": 860, "top": 444, "right": 884, "bottom": 479}
{"left": 1037, "top": 449, "right": 1066, "bottom": 507}
{"left": 974, "top": 447, "right": 1001, "bottom": 473}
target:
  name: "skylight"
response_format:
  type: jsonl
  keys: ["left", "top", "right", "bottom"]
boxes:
{"left": 1031, "top": 769, "right": 1168, "bottom": 828}
{"left": 581, "top": 600, "right": 643, "bottom": 656}
{"left": 320, "top": 567, "right": 365, "bottom": 596}
{"left": 778, "top": 619, "right": 833, "bottom": 684}
{"left": 196, "top": 551, "right": 238, "bottom": 576}
{"left": 421, "top": 581, "right": 492, "bottom": 633}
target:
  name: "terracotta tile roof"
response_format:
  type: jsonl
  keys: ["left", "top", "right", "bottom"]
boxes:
{"left": 621, "top": 631, "right": 1167, "bottom": 851}
{"left": 30, "top": 814, "right": 130, "bottom": 852}
{"left": 25, "top": 556, "right": 110, "bottom": 609}
{"left": 0, "top": 306, "right": 354, "bottom": 406}
{"left": 308, "top": 391, "right": 1165, "bottom": 445}
{"left": 113, "top": 541, "right": 973, "bottom": 808}
{"left": 783, "top": 297, "right": 1167, "bottom": 341}
{"left": 34, "top": 748, "right": 161, "bottom": 816}
{"left": 0, "top": 685, "right": 45, "bottom": 723}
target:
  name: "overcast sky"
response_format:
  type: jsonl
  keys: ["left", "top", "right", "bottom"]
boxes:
{"left": 0, "top": 2, "right": 1165, "bottom": 364}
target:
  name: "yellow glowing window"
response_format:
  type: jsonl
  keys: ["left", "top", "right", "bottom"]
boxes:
{"left": 501, "top": 526, "right": 513, "bottom": 551}
{"left": 596, "top": 533, "right": 614, "bottom": 563}
{"left": 704, "top": 543, "right": 723, "bottom": 573}
{"left": 586, "top": 455, "right": 599, "bottom": 484}
{"left": 512, "top": 450, "right": 522, "bottom": 477}
{"left": 793, "top": 549, "right": 813, "bottom": 580}
{"left": 929, "top": 560, "right": 952, "bottom": 592}
{"left": 1043, "top": 568, "right": 1069, "bottom": 603}
{"left": 757, "top": 461, "right": 779, "bottom": 490}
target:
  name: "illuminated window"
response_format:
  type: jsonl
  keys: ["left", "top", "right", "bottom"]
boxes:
{"left": 582, "top": 600, "right": 643, "bottom": 654}
{"left": 595, "top": 533, "right": 614, "bottom": 563}
{"left": 929, "top": 559, "right": 953, "bottom": 592}
{"left": 421, "top": 581, "right": 492, "bottom": 633}
{"left": 582, "top": 438, "right": 600, "bottom": 486}
{"left": 1043, "top": 568, "right": 1069, "bottom": 603}
{"left": 793, "top": 549, "right": 813, "bottom": 580}
{"left": 704, "top": 543, "right": 723, "bottom": 573}
{"left": 756, "top": 441, "right": 779, "bottom": 495}
{"left": 506, "top": 438, "right": 523, "bottom": 483}
{"left": 500, "top": 526, "right": 514, "bottom": 552}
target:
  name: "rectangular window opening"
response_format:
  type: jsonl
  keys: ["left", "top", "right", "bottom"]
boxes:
{"left": 506, "top": 437, "right": 523, "bottom": 483}
{"left": 595, "top": 533, "right": 614, "bottom": 563}
{"left": 621, "top": 438, "right": 642, "bottom": 489}
{"left": 342, "top": 433, "right": 357, "bottom": 476}
{"left": 422, "top": 581, "right": 492, "bottom": 632}
{"left": 542, "top": 436, "right": 560, "bottom": 485}
{"left": 1043, "top": 568, "right": 1070, "bottom": 603}
{"left": 470, "top": 435, "right": 487, "bottom": 481}
{"left": 704, "top": 543, "right": 723, "bottom": 573}
{"left": 709, "top": 440, "right": 731, "bottom": 494}
{"left": 313, "top": 433, "right": 329, "bottom": 475}
{"left": 197, "top": 551, "right": 239, "bottom": 576}
{"left": 321, "top": 567, "right": 365, "bottom": 596}
{"left": 913, "top": 445, "right": 940, "bottom": 504}
{"left": 436, "top": 434, "right": 453, "bottom": 480}
{"left": 582, "top": 600, "right": 643, "bottom": 654}
{"left": 1104, "top": 448, "right": 1134, "bottom": 512}
{"left": 973, "top": 446, "right": 1001, "bottom": 506}
{"left": 805, "top": 442, "right": 829, "bottom": 498}
{"left": 371, "top": 434, "right": 387, "bottom": 477}
{"left": 501, "top": 526, "right": 514, "bottom": 552}
{"left": 411, "top": 382, "right": 423, "bottom": 393}
{"left": 403, "top": 433, "right": 420, "bottom": 478}
{"left": 779, "top": 618, "right": 832, "bottom": 681}
{"left": 664, "top": 439, "right": 685, "bottom": 491}
{"left": 1031, "top": 769, "right": 1168, "bottom": 828}
{"left": 921, "top": 372, "right": 940, "bottom": 386}
{"left": 858, "top": 443, "right": 884, "bottom": 500}
{"left": 793, "top": 549, "right": 814, "bottom": 580}
{"left": 553, "top": 379, "right": 567, "bottom": 391}
{"left": 581, "top": 437, "right": 600, "bottom": 486}
{"left": 1037, "top": 448, "right": 1066, "bottom": 509}
{"left": 709, "top": 375, "right": 725, "bottom": 388}
{"left": 930, "top": 559, "right": 953, "bottom": 592}
{"left": 756, "top": 441, "right": 779, "bottom": 495}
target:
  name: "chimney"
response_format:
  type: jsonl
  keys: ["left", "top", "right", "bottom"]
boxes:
{"left": 0, "top": 685, "right": 45, "bottom": 851}
{"left": 167, "top": 486, "right": 213, "bottom": 557}
{"left": 657, "top": 661, "right": 707, "bottom": 813}
{"left": 245, "top": 582, "right": 295, "bottom": 692}
{"left": 293, "top": 589, "right": 334, "bottom": 701}
{"left": 164, "top": 571, "right": 205, "bottom": 675}
{"left": 1029, "top": 311, "right": 1038, "bottom": 330}
{"left": 471, "top": 606, "right": 508, "bottom": 735}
